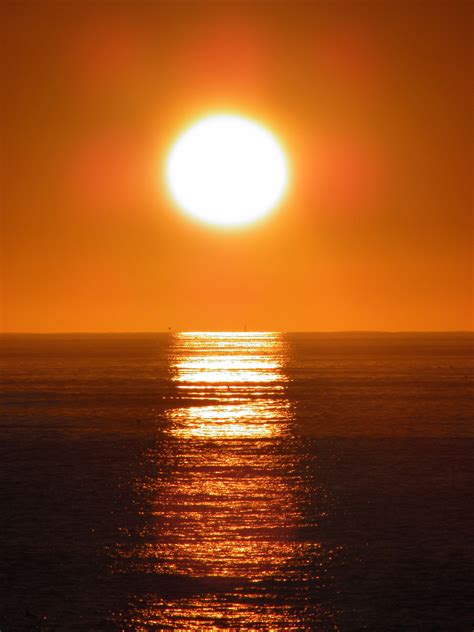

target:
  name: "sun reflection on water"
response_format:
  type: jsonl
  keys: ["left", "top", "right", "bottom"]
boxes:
{"left": 167, "top": 332, "right": 291, "bottom": 440}
{"left": 115, "top": 333, "right": 335, "bottom": 628}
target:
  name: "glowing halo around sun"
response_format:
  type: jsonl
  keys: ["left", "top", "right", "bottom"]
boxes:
{"left": 165, "top": 114, "right": 290, "bottom": 227}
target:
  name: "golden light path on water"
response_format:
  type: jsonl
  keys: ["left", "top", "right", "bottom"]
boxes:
{"left": 118, "top": 333, "right": 336, "bottom": 629}
{"left": 170, "top": 332, "right": 288, "bottom": 439}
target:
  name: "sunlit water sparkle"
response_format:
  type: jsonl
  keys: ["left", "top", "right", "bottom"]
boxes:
{"left": 112, "top": 333, "right": 334, "bottom": 628}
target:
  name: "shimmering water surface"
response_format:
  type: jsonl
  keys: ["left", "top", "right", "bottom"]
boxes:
{"left": 1, "top": 333, "right": 473, "bottom": 630}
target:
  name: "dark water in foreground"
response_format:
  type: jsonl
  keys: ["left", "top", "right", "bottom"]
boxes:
{"left": 1, "top": 332, "right": 473, "bottom": 631}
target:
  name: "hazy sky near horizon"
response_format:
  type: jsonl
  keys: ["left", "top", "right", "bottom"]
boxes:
{"left": 2, "top": 0, "right": 472, "bottom": 332}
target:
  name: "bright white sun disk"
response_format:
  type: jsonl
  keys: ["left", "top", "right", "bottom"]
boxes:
{"left": 165, "top": 114, "right": 290, "bottom": 226}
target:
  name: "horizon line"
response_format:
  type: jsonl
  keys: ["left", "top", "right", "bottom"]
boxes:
{"left": 1, "top": 330, "right": 473, "bottom": 335}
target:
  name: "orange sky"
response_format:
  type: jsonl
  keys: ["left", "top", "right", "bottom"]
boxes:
{"left": 1, "top": 0, "right": 472, "bottom": 332}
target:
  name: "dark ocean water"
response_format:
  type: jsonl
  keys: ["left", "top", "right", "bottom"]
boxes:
{"left": 0, "top": 332, "right": 473, "bottom": 631}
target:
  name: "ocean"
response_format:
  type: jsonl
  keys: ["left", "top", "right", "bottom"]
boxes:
{"left": 1, "top": 332, "right": 472, "bottom": 630}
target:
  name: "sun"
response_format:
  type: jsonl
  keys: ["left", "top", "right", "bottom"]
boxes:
{"left": 165, "top": 114, "right": 290, "bottom": 227}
